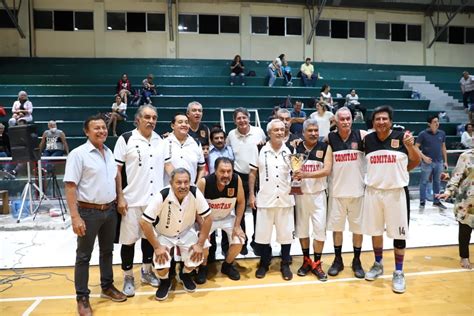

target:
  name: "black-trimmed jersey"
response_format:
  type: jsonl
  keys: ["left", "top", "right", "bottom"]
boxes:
{"left": 364, "top": 130, "right": 409, "bottom": 189}
{"left": 188, "top": 123, "right": 209, "bottom": 146}
{"left": 204, "top": 173, "right": 239, "bottom": 220}
{"left": 328, "top": 130, "right": 365, "bottom": 197}
{"left": 295, "top": 141, "right": 328, "bottom": 194}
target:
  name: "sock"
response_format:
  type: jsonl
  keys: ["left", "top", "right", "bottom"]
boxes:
{"left": 314, "top": 253, "right": 322, "bottom": 262}
{"left": 281, "top": 244, "right": 291, "bottom": 263}
{"left": 123, "top": 269, "right": 133, "bottom": 277}
{"left": 374, "top": 248, "right": 383, "bottom": 263}
{"left": 395, "top": 254, "right": 404, "bottom": 271}
{"left": 334, "top": 246, "right": 342, "bottom": 259}
{"left": 353, "top": 247, "right": 362, "bottom": 260}
{"left": 302, "top": 248, "right": 310, "bottom": 259}
{"left": 142, "top": 263, "right": 152, "bottom": 273}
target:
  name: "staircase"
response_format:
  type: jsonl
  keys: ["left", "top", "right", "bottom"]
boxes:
{"left": 398, "top": 75, "right": 466, "bottom": 122}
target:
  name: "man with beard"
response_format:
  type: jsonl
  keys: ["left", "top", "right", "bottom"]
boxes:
{"left": 187, "top": 101, "right": 210, "bottom": 145}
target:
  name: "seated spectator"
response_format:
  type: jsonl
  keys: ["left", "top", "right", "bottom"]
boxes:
{"left": 345, "top": 89, "right": 367, "bottom": 120}
{"left": 39, "top": 120, "right": 69, "bottom": 157}
{"left": 461, "top": 123, "right": 474, "bottom": 148}
{"left": 230, "top": 55, "right": 245, "bottom": 86}
{"left": 9, "top": 91, "right": 33, "bottom": 126}
{"left": 142, "top": 74, "right": 157, "bottom": 104}
{"left": 309, "top": 101, "right": 335, "bottom": 139}
{"left": 0, "top": 123, "right": 9, "bottom": 157}
{"left": 282, "top": 60, "right": 293, "bottom": 87}
{"left": 108, "top": 95, "right": 127, "bottom": 137}
{"left": 267, "top": 58, "right": 282, "bottom": 87}
{"left": 300, "top": 57, "right": 318, "bottom": 87}
{"left": 320, "top": 84, "right": 336, "bottom": 112}
{"left": 117, "top": 73, "right": 133, "bottom": 104}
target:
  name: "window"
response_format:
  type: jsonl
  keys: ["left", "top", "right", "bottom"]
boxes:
{"left": 54, "top": 11, "right": 73, "bottom": 31}
{"left": 349, "top": 21, "right": 365, "bottom": 38}
{"left": 449, "top": 26, "right": 464, "bottom": 44}
{"left": 75, "top": 12, "right": 93, "bottom": 30}
{"left": 251, "top": 16, "right": 267, "bottom": 34}
{"left": 147, "top": 13, "right": 165, "bottom": 31}
{"left": 220, "top": 15, "right": 239, "bottom": 33}
{"left": 435, "top": 26, "right": 448, "bottom": 42}
{"left": 0, "top": 9, "right": 15, "bottom": 28}
{"left": 391, "top": 23, "right": 406, "bottom": 42}
{"left": 107, "top": 12, "right": 125, "bottom": 31}
{"left": 178, "top": 14, "right": 197, "bottom": 32}
{"left": 286, "top": 18, "right": 302, "bottom": 35}
{"left": 331, "top": 20, "right": 348, "bottom": 39}
{"left": 315, "top": 19, "right": 330, "bottom": 36}
{"left": 466, "top": 27, "right": 474, "bottom": 44}
{"left": 407, "top": 24, "right": 421, "bottom": 41}
{"left": 127, "top": 12, "right": 146, "bottom": 32}
{"left": 34, "top": 10, "right": 53, "bottom": 29}
{"left": 376, "top": 23, "right": 390, "bottom": 40}
{"left": 269, "top": 17, "right": 285, "bottom": 36}
{"left": 199, "top": 14, "right": 218, "bottom": 34}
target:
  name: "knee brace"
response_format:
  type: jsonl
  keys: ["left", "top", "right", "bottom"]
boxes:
{"left": 393, "top": 239, "right": 406, "bottom": 249}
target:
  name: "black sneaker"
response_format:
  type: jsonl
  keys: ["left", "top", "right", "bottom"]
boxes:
{"left": 311, "top": 260, "right": 328, "bottom": 281}
{"left": 155, "top": 278, "right": 172, "bottom": 301}
{"left": 433, "top": 202, "right": 447, "bottom": 210}
{"left": 194, "top": 265, "right": 208, "bottom": 285}
{"left": 297, "top": 257, "right": 313, "bottom": 277}
{"left": 221, "top": 262, "right": 241, "bottom": 280}
{"left": 179, "top": 272, "right": 196, "bottom": 292}
{"left": 255, "top": 263, "right": 269, "bottom": 279}
{"left": 419, "top": 201, "right": 425, "bottom": 210}
{"left": 328, "top": 257, "right": 344, "bottom": 276}
{"left": 280, "top": 262, "right": 293, "bottom": 281}
{"left": 352, "top": 258, "right": 365, "bottom": 279}
{"left": 240, "top": 246, "right": 248, "bottom": 255}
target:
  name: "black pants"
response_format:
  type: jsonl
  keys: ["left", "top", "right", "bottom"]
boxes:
{"left": 459, "top": 222, "right": 472, "bottom": 259}
{"left": 462, "top": 90, "right": 474, "bottom": 109}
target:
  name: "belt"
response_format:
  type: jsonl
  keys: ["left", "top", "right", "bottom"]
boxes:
{"left": 77, "top": 200, "right": 116, "bottom": 211}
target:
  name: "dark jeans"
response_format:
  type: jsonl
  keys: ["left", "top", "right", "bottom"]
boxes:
{"left": 462, "top": 90, "right": 474, "bottom": 109}
{"left": 301, "top": 74, "right": 317, "bottom": 87}
{"left": 283, "top": 72, "right": 292, "bottom": 85}
{"left": 75, "top": 206, "right": 117, "bottom": 299}
{"left": 459, "top": 222, "right": 472, "bottom": 259}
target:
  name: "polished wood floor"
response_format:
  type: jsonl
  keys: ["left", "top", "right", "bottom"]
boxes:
{"left": 0, "top": 245, "right": 473, "bottom": 315}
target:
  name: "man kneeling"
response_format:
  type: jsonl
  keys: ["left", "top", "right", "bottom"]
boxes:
{"left": 140, "top": 168, "right": 212, "bottom": 301}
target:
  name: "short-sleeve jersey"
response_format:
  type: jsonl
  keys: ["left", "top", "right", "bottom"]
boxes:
{"left": 164, "top": 133, "right": 205, "bottom": 183}
{"left": 364, "top": 130, "right": 409, "bottom": 189}
{"left": 203, "top": 173, "right": 239, "bottom": 220}
{"left": 294, "top": 141, "right": 328, "bottom": 194}
{"left": 328, "top": 130, "right": 365, "bottom": 197}
{"left": 188, "top": 122, "right": 209, "bottom": 146}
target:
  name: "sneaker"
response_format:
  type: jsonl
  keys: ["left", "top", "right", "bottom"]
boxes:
{"left": 141, "top": 269, "right": 160, "bottom": 287}
{"left": 433, "top": 202, "right": 447, "bottom": 210}
{"left": 297, "top": 257, "right": 313, "bottom": 276}
{"left": 194, "top": 265, "right": 208, "bottom": 284}
{"left": 179, "top": 272, "right": 196, "bottom": 292}
{"left": 351, "top": 258, "right": 365, "bottom": 279}
{"left": 419, "top": 202, "right": 425, "bottom": 210}
{"left": 328, "top": 257, "right": 344, "bottom": 276}
{"left": 255, "top": 263, "right": 269, "bottom": 279}
{"left": 221, "top": 261, "right": 240, "bottom": 280}
{"left": 280, "top": 262, "right": 293, "bottom": 281}
{"left": 311, "top": 260, "right": 328, "bottom": 281}
{"left": 155, "top": 278, "right": 172, "bottom": 301}
{"left": 391, "top": 270, "right": 406, "bottom": 294}
{"left": 240, "top": 246, "right": 248, "bottom": 255}
{"left": 100, "top": 285, "right": 127, "bottom": 302}
{"left": 76, "top": 296, "right": 92, "bottom": 316}
{"left": 122, "top": 275, "right": 135, "bottom": 297}
{"left": 365, "top": 261, "right": 384, "bottom": 281}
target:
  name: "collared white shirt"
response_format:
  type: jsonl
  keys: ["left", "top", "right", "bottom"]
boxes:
{"left": 250, "top": 142, "right": 295, "bottom": 208}
{"left": 142, "top": 186, "right": 211, "bottom": 237}
{"left": 207, "top": 145, "right": 234, "bottom": 174}
{"left": 164, "top": 133, "right": 205, "bottom": 183}
{"left": 64, "top": 140, "right": 117, "bottom": 204}
{"left": 114, "top": 129, "right": 164, "bottom": 207}
{"left": 227, "top": 125, "right": 266, "bottom": 174}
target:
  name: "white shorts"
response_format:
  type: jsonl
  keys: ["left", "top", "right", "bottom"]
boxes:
{"left": 255, "top": 207, "right": 295, "bottom": 245}
{"left": 153, "top": 228, "right": 204, "bottom": 270}
{"left": 362, "top": 187, "right": 409, "bottom": 240}
{"left": 210, "top": 215, "right": 245, "bottom": 245}
{"left": 119, "top": 206, "right": 146, "bottom": 245}
{"left": 295, "top": 191, "right": 327, "bottom": 241}
{"left": 327, "top": 196, "right": 363, "bottom": 234}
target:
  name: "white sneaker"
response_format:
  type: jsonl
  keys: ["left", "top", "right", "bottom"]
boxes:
{"left": 122, "top": 275, "right": 135, "bottom": 297}
{"left": 141, "top": 269, "right": 160, "bottom": 287}
{"left": 392, "top": 270, "right": 406, "bottom": 294}
{"left": 365, "top": 261, "right": 384, "bottom": 281}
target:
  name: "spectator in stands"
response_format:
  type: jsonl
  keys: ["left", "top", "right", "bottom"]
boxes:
{"left": 320, "top": 84, "right": 335, "bottom": 112}
{"left": 310, "top": 101, "right": 335, "bottom": 139}
{"left": 9, "top": 91, "right": 33, "bottom": 127}
{"left": 267, "top": 58, "right": 282, "bottom": 87}
{"left": 230, "top": 55, "right": 245, "bottom": 86}
{"left": 117, "top": 73, "right": 133, "bottom": 105}
{"left": 142, "top": 74, "right": 157, "bottom": 104}
{"left": 290, "top": 100, "right": 306, "bottom": 138}
{"left": 281, "top": 60, "right": 293, "bottom": 87}
{"left": 108, "top": 95, "right": 127, "bottom": 137}
{"left": 187, "top": 101, "right": 210, "bottom": 145}
{"left": 461, "top": 123, "right": 473, "bottom": 148}
{"left": 460, "top": 71, "right": 474, "bottom": 123}
{"left": 39, "top": 120, "right": 69, "bottom": 156}
{"left": 437, "top": 149, "right": 473, "bottom": 269}
{"left": 345, "top": 89, "right": 367, "bottom": 120}
{"left": 278, "top": 54, "right": 286, "bottom": 63}
{"left": 0, "top": 123, "right": 9, "bottom": 158}
{"left": 416, "top": 115, "right": 448, "bottom": 210}
{"left": 300, "top": 57, "right": 318, "bottom": 87}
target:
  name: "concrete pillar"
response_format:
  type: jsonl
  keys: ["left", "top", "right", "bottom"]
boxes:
{"left": 303, "top": 8, "right": 313, "bottom": 61}
{"left": 424, "top": 16, "right": 435, "bottom": 66}
{"left": 366, "top": 12, "right": 376, "bottom": 64}
{"left": 93, "top": 1, "right": 105, "bottom": 57}
{"left": 240, "top": 4, "right": 250, "bottom": 59}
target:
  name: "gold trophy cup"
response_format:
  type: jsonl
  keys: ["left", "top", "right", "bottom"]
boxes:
{"left": 282, "top": 152, "right": 308, "bottom": 195}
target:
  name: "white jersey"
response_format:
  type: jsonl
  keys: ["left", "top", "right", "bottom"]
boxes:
{"left": 294, "top": 141, "right": 328, "bottom": 194}
{"left": 328, "top": 130, "right": 365, "bottom": 198}
{"left": 114, "top": 129, "right": 164, "bottom": 207}
{"left": 164, "top": 133, "right": 205, "bottom": 183}
{"left": 226, "top": 126, "right": 266, "bottom": 174}
{"left": 364, "top": 130, "right": 409, "bottom": 189}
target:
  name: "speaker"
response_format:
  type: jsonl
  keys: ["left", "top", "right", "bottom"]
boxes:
{"left": 9, "top": 124, "right": 41, "bottom": 161}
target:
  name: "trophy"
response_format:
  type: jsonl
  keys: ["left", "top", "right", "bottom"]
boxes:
{"left": 282, "top": 152, "right": 309, "bottom": 195}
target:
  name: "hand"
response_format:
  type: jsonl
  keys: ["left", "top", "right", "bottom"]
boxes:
{"left": 72, "top": 216, "right": 86, "bottom": 237}
{"left": 249, "top": 194, "right": 256, "bottom": 209}
{"left": 154, "top": 244, "right": 170, "bottom": 266}
{"left": 292, "top": 170, "right": 303, "bottom": 181}
{"left": 444, "top": 162, "right": 449, "bottom": 170}
{"left": 232, "top": 225, "right": 246, "bottom": 244}
{"left": 117, "top": 196, "right": 128, "bottom": 216}
{"left": 422, "top": 156, "right": 432, "bottom": 164}
{"left": 307, "top": 74, "right": 312, "bottom": 79}
{"left": 403, "top": 131, "right": 415, "bottom": 147}
{"left": 289, "top": 138, "right": 302, "bottom": 148}
{"left": 190, "top": 243, "right": 204, "bottom": 263}
{"left": 436, "top": 192, "right": 451, "bottom": 200}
